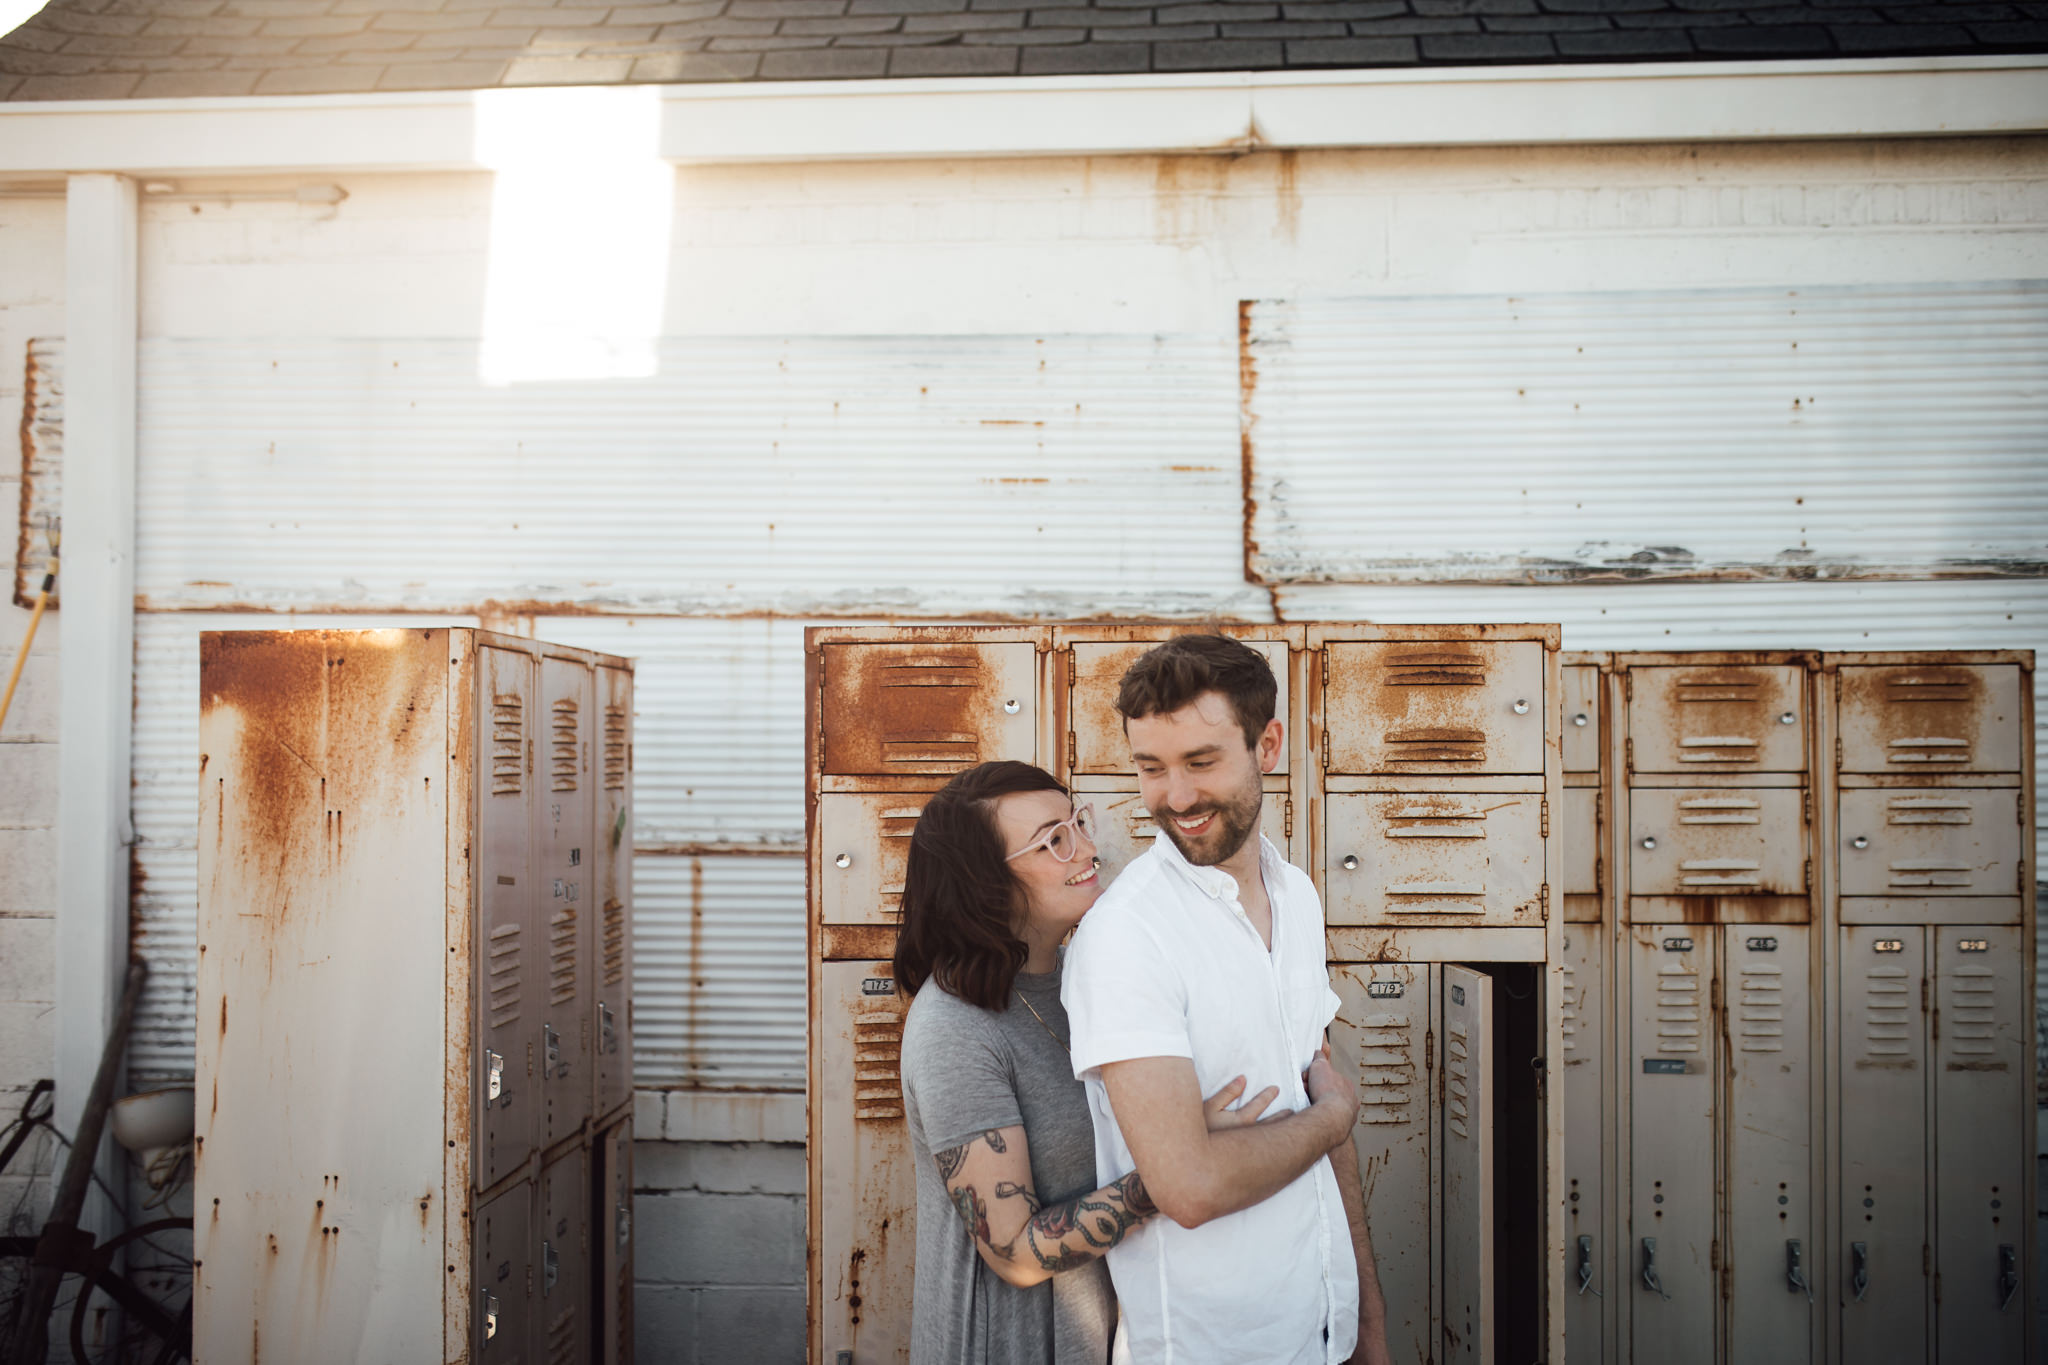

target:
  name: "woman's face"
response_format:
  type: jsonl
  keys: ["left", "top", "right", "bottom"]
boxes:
{"left": 991, "top": 788, "right": 1102, "bottom": 942}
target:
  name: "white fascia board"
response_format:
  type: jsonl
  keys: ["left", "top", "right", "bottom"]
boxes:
{"left": 0, "top": 55, "right": 2044, "bottom": 178}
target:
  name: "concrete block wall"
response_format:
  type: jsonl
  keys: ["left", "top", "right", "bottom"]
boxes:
{"left": 634, "top": 1141, "right": 807, "bottom": 1365}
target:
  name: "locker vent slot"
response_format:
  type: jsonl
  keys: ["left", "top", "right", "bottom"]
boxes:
{"left": 1677, "top": 736, "right": 1759, "bottom": 763}
{"left": 1736, "top": 964, "right": 1785, "bottom": 1053}
{"left": 1560, "top": 961, "right": 1581, "bottom": 1057}
{"left": 1677, "top": 858, "right": 1762, "bottom": 887}
{"left": 1677, "top": 796, "right": 1761, "bottom": 825}
{"left": 854, "top": 1014, "right": 905, "bottom": 1121}
{"left": 1386, "top": 804, "right": 1486, "bottom": 839}
{"left": 1860, "top": 966, "right": 1913, "bottom": 1061}
{"left": 1885, "top": 797, "right": 1973, "bottom": 825}
{"left": 1383, "top": 729, "right": 1486, "bottom": 764}
{"left": 1886, "top": 860, "right": 1972, "bottom": 889}
{"left": 880, "top": 734, "right": 978, "bottom": 768}
{"left": 547, "top": 1304, "right": 577, "bottom": 1365}
{"left": 491, "top": 695, "right": 524, "bottom": 796}
{"left": 1654, "top": 963, "right": 1701, "bottom": 1054}
{"left": 1385, "top": 882, "right": 1487, "bottom": 915}
{"left": 602, "top": 897, "right": 627, "bottom": 988}
{"left": 551, "top": 697, "right": 579, "bottom": 793}
{"left": 878, "top": 655, "right": 982, "bottom": 688}
{"left": 488, "top": 922, "right": 523, "bottom": 1027}
{"left": 549, "top": 904, "right": 579, "bottom": 1007}
{"left": 1884, "top": 674, "right": 1974, "bottom": 704}
{"left": 1445, "top": 1016, "right": 1473, "bottom": 1138}
{"left": 603, "top": 704, "right": 628, "bottom": 791}
{"left": 1675, "top": 675, "right": 1762, "bottom": 704}
{"left": 1885, "top": 737, "right": 1968, "bottom": 765}
{"left": 1380, "top": 652, "right": 1486, "bottom": 687}
{"left": 1943, "top": 965, "right": 2001, "bottom": 1067}
{"left": 1355, "top": 1010, "right": 1418, "bottom": 1126}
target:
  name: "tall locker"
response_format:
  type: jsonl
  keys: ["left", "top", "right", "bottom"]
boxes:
{"left": 195, "top": 629, "right": 634, "bottom": 1364}
{"left": 539, "top": 655, "right": 596, "bottom": 1149}
{"left": 596, "top": 1115, "right": 634, "bottom": 1365}
{"left": 808, "top": 623, "right": 1565, "bottom": 1365}
{"left": 594, "top": 664, "right": 636, "bottom": 1120}
{"left": 1826, "top": 652, "right": 2034, "bottom": 1365}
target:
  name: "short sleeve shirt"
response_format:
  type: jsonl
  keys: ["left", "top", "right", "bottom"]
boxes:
{"left": 900, "top": 964, "right": 1117, "bottom": 1365}
{"left": 1060, "top": 832, "right": 1357, "bottom": 1365}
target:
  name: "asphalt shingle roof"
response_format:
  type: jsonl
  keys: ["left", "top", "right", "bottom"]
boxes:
{"left": 1, "top": 0, "right": 2044, "bottom": 99}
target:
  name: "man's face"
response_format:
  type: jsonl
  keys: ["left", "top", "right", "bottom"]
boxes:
{"left": 1125, "top": 691, "right": 1283, "bottom": 868}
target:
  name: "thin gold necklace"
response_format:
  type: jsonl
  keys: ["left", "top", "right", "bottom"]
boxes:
{"left": 1014, "top": 989, "right": 1069, "bottom": 1052}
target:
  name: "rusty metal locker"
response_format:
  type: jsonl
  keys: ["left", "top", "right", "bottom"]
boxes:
{"left": 597, "top": 1115, "right": 634, "bottom": 1365}
{"left": 1930, "top": 925, "right": 2026, "bottom": 1363}
{"left": 1561, "top": 927, "right": 1609, "bottom": 1362}
{"left": 475, "top": 1179, "right": 533, "bottom": 1364}
{"left": 1627, "top": 664, "right": 1807, "bottom": 774}
{"left": 480, "top": 643, "right": 542, "bottom": 1190}
{"left": 1323, "top": 640, "right": 1546, "bottom": 775}
{"left": 539, "top": 1142, "right": 591, "bottom": 1365}
{"left": 540, "top": 654, "right": 596, "bottom": 1149}
{"left": 817, "top": 641, "right": 1037, "bottom": 776}
{"left": 594, "top": 664, "right": 635, "bottom": 1121}
{"left": 1627, "top": 926, "right": 1715, "bottom": 1365}
{"left": 1836, "top": 925, "right": 1929, "bottom": 1361}
{"left": 1563, "top": 662, "right": 1603, "bottom": 776}
{"left": 816, "top": 794, "right": 932, "bottom": 926}
{"left": 1723, "top": 926, "right": 1817, "bottom": 1364}
{"left": 1332, "top": 963, "right": 1439, "bottom": 1365}
{"left": 1068, "top": 636, "right": 1290, "bottom": 775}
{"left": 1323, "top": 790, "right": 1545, "bottom": 927}
{"left": 1628, "top": 788, "right": 1807, "bottom": 898}
{"left": 1441, "top": 965, "right": 1495, "bottom": 1365}
{"left": 1836, "top": 663, "right": 2024, "bottom": 774}
{"left": 1837, "top": 789, "right": 2024, "bottom": 904}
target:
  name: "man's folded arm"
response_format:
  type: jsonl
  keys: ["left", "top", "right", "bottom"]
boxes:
{"left": 1101, "top": 1054, "right": 1357, "bottom": 1229}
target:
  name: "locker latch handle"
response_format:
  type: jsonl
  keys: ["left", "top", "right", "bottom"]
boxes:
{"left": 543, "top": 1239, "right": 559, "bottom": 1296}
{"left": 1998, "top": 1243, "right": 2018, "bottom": 1311}
{"left": 481, "top": 1289, "right": 499, "bottom": 1342}
{"left": 1575, "top": 1235, "right": 1600, "bottom": 1297}
{"left": 486, "top": 1050, "right": 504, "bottom": 1105}
{"left": 1786, "top": 1239, "right": 1812, "bottom": 1302}
{"left": 600, "top": 1003, "right": 617, "bottom": 1055}
{"left": 616, "top": 1202, "right": 632, "bottom": 1252}
{"left": 544, "top": 1024, "right": 561, "bottom": 1078}
{"left": 1850, "top": 1241, "right": 1869, "bottom": 1302}
{"left": 1640, "top": 1238, "right": 1670, "bottom": 1300}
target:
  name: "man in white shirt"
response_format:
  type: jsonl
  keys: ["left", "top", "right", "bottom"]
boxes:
{"left": 1062, "top": 633, "right": 1391, "bottom": 1365}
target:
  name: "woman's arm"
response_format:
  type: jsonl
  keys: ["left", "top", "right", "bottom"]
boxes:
{"left": 934, "top": 1077, "right": 1279, "bottom": 1288}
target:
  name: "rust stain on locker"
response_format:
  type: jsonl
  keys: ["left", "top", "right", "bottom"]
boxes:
{"left": 15, "top": 339, "right": 61, "bottom": 611}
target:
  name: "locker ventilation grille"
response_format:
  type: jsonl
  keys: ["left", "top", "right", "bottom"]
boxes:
{"left": 488, "top": 922, "right": 523, "bottom": 1027}
{"left": 602, "top": 897, "right": 627, "bottom": 988}
{"left": 547, "top": 1305, "right": 577, "bottom": 1365}
{"left": 1381, "top": 653, "right": 1486, "bottom": 687}
{"left": 1655, "top": 963, "right": 1701, "bottom": 1054}
{"left": 491, "top": 695, "right": 523, "bottom": 797}
{"left": 1861, "top": 967, "right": 1913, "bottom": 1060}
{"left": 1445, "top": 1018, "right": 1472, "bottom": 1139}
{"left": 1561, "top": 963, "right": 1580, "bottom": 1056}
{"left": 551, "top": 698, "right": 579, "bottom": 793}
{"left": 604, "top": 705, "right": 628, "bottom": 791}
{"left": 880, "top": 734, "right": 978, "bottom": 769}
{"left": 1736, "top": 965, "right": 1785, "bottom": 1053}
{"left": 853, "top": 1014, "right": 905, "bottom": 1121}
{"left": 1944, "top": 965, "right": 2001, "bottom": 1065}
{"left": 1355, "top": 1008, "right": 1418, "bottom": 1126}
{"left": 1383, "top": 728, "right": 1485, "bottom": 764}
{"left": 550, "top": 904, "right": 579, "bottom": 1007}
{"left": 1884, "top": 675, "right": 1974, "bottom": 704}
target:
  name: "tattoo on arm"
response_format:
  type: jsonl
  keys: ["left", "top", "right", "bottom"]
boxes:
{"left": 934, "top": 1142, "right": 970, "bottom": 1183}
{"left": 994, "top": 1181, "right": 1042, "bottom": 1214}
{"left": 1024, "top": 1170, "right": 1158, "bottom": 1273}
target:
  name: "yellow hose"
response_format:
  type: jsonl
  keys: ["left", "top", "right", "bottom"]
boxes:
{"left": 0, "top": 540, "right": 58, "bottom": 734}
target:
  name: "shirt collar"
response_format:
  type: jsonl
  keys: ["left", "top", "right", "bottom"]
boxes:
{"left": 1150, "top": 824, "right": 1282, "bottom": 904}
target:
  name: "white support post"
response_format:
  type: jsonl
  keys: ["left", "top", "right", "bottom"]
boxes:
{"left": 55, "top": 172, "right": 138, "bottom": 1238}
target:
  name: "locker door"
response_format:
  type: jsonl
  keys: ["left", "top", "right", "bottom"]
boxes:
{"left": 597, "top": 1117, "right": 633, "bottom": 1365}
{"left": 1442, "top": 965, "right": 1493, "bottom": 1365}
{"left": 1932, "top": 926, "right": 2025, "bottom": 1363}
{"left": 819, "top": 642, "right": 1036, "bottom": 775}
{"left": 1837, "top": 664, "right": 2023, "bottom": 774}
{"left": 1561, "top": 787, "right": 1601, "bottom": 900}
{"left": 594, "top": 664, "right": 634, "bottom": 1119}
{"left": 1838, "top": 790, "right": 2023, "bottom": 898}
{"left": 1627, "top": 664, "right": 1806, "bottom": 773}
{"left": 1628, "top": 926, "right": 1714, "bottom": 1365}
{"left": 1837, "top": 927, "right": 1928, "bottom": 1362}
{"left": 819, "top": 961, "right": 917, "bottom": 1364}
{"left": 1562, "top": 664, "right": 1603, "bottom": 774}
{"left": 1561, "top": 930, "right": 1608, "bottom": 1364}
{"left": 816, "top": 793, "right": 933, "bottom": 926}
{"left": 540, "top": 656, "right": 595, "bottom": 1148}
{"left": 1324, "top": 792, "right": 1545, "bottom": 927}
{"left": 1091, "top": 789, "right": 1287, "bottom": 885}
{"left": 1333, "top": 964, "right": 1438, "bottom": 1365}
{"left": 1628, "top": 789, "right": 1806, "bottom": 898}
{"left": 1724, "top": 927, "right": 1814, "bottom": 1364}
{"left": 1324, "top": 641, "right": 1546, "bottom": 776}
{"left": 538, "top": 1144, "right": 590, "bottom": 1365}
{"left": 478, "top": 646, "right": 539, "bottom": 1190}
{"left": 1069, "top": 639, "right": 1290, "bottom": 774}
{"left": 473, "top": 1180, "right": 533, "bottom": 1365}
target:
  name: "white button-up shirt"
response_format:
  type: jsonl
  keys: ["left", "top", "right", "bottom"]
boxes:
{"left": 1062, "top": 830, "right": 1357, "bottom": 1365}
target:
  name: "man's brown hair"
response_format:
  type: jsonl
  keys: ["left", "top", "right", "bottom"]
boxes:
{"left": 1114, "top": 633, "right": 1277, "bottom": 751}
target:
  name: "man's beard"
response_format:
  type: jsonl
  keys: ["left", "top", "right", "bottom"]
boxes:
{"left": 1156, "top": 776, "right": 1263, "bottom": 868}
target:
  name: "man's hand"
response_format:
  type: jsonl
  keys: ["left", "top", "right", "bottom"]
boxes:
{"left": 1304, "top": 1050, "right": 1359, "bottom": 1142}
{"left": 1202, "top": 1075, "right": 1281, "bottom": 1132}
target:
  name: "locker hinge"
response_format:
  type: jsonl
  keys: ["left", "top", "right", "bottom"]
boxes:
{"left": 1623, "top": 737, "right": 1634, "bottom": 777}
{"left": 1594, "top": 856, "right": 1603, "bottom": 894}
{"left": 526, "top": 736, "right": 534, "bottom": 778}
{"left": 1424, "top": 1028, "right": 1434, "bottom": 1072}
{"left": 1539, "top": 883, "right": 1550, "bottom": 922}
{"left": 1803, "top": 858, "right": 1812, "bottom": 892}
{"left": 1803, "top": 789, "right": 1812, "bottom": 826}
{"left": 1710, "top": 974, "right": 1722, "bottom": 1012}
{"left": 1835, "top": 737, "right": 1844, "bottom": 769}
{"left": 1321, "top": 728, "right": 1331, "bottom": 769}
{"left": 1283, "top": 798, "right": 1294, "bottom": 841}
{"left": 1067, "top": 731, "right": 1077, "bottom": 770}
{"left": 1540, "top": 798, "right": 1550, "bottom": 839}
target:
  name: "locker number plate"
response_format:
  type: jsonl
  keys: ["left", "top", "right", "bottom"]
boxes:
{"left": 862, "top": 977, "right": 897, "bottom": 996}
{"left": 1451, "top": 984, "right": 1466, "bottom": 1005}
{"left": 1367, "top": 982, "right": 1405, "bottom": 999}
{"left": 1959, "top": 939, "right": 1990, "bottom": 953}
{"left": 1874, "top": 939, "right": 1905, "bottom": 953}
{"left": 1642, "top": 1059, "right": 1690, "bottom": 1075}
{"left": 1747, "top": 936, "right": 1778, "bottom": 952}
{"left": 1662, "top": 936, "right": 1693, "bottom": 952}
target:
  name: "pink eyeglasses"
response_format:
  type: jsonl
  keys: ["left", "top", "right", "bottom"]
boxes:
{"left": 1005, "top": 803, "right": 1097, "bottom": 863}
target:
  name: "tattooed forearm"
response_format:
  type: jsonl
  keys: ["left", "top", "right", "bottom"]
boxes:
{"left": 994, "top": 1180, "right": 1042, "bottom": 1213}
{"left": 950, "top": 1183, "right": 1011, "bottom": 1259}
{"left": 1023, "top": 1169, "right": 1157, "bottom": 1271}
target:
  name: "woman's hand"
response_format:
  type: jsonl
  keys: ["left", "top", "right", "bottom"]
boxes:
{"left": 1201, "top": 1075, "right": 1281, "bottom": 1132}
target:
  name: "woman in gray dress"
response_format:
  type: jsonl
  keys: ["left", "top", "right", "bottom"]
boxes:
{"left": 893, "top": 761, "right": 1289, "bottom": 1365}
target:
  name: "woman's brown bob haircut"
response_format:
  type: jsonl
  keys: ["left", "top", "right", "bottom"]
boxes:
{"left": 1114, "top": 632, "right": 1278, "bottom": 751}
{"left": 892, "top": 761, "right": 1070, "bottom": 1011}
